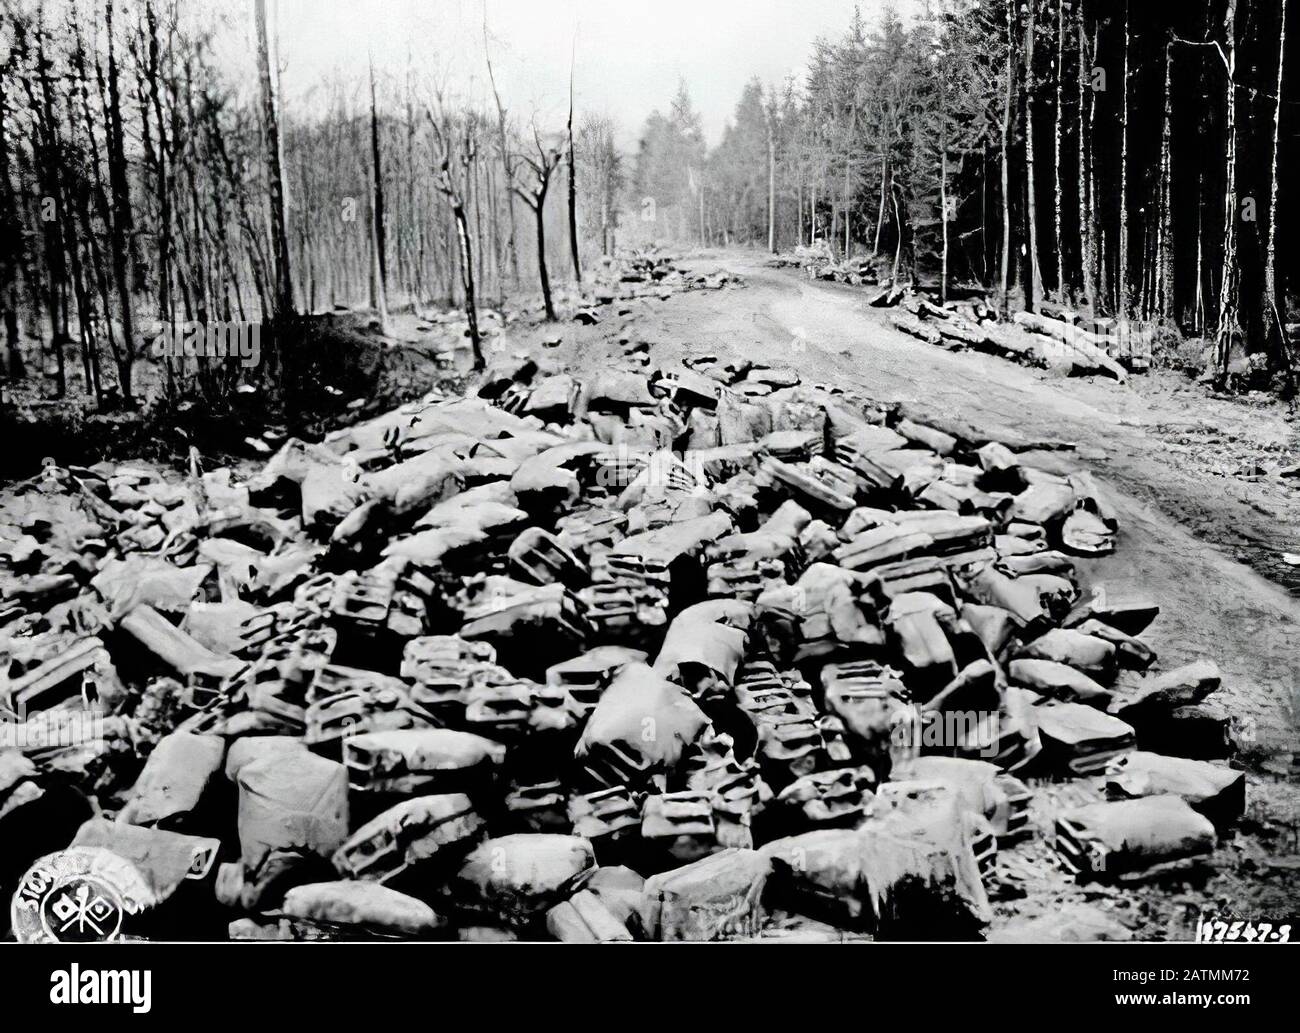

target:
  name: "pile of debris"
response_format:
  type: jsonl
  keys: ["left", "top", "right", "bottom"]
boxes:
{"left": 766, "top": 241, "right": 827, "bottom": 271}
{"left": 594, "top": 250, "right": 745, "bottom": 301}
{"left": 0, "top": 344, "right": 1245, "bottom": 941}
{"left": 534, "top": 251, "right": 746, "bottom": 332}
{"left": 770, "top": 241, "right": 878, "bottom": 288}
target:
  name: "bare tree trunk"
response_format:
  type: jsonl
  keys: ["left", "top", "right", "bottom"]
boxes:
{"left": 830, "top": 181, "right": 840, "bottom": 260}
{"left": 1053, "top": 0, "right": 1064, "bottom": 295}
{"left": 369, "top": 58, "right": 390, "bottom": 334}
{"left": 1087, "top": 25, "right": 1101, "bottom": 311}
{"left": 0, "top": 66, "right": 24, "bottom": 382}
{"left": 105, "top": 0, "right": 137, "bottom": 403}
{"left": 57, "top": 114, "right": 95, "bottom": 401}
{"left": 56, "top": 64, "right": 98, "bottom": 405}
{"left": 429, "top": 114, "right": 484, "bottom": 368}
{"left": 608, "top": 181, "right": 616, "bottom": 253}
{"left": 1142, "top": 198, "right": 1157, "bottom": 319}
{"left": 451, "top": 201, "right": 482, "bottom": 366}
{"left": 471, "top": 146, "right": 484, "bottom": 303}
{"left": 1076, "top": 4, "right": 1094, "bottom": 311}
{"left": 795, "top": 177, "right": 803, "bottom": 248}
{"left": 1264, "top": 0, "right": 1294, "bottom": 391}
{"left": 1157, "top": 36, "right": 1175, "bottom": 321}
{"left": 891, "top": 182, "right": 905, "bottom": 284}
{"left": 1215, "top": 0, "right": 1240, "bottom": 382}
{"left": 767, "top": 107, "right": 777, "bottom": 254}
{"left": 255, "top": 0, "right": 293, "bottom": 318}
{"left": 404, "top": 79, "right": 425, "bottom": 304}
{"left": 981, "top": 154, "right": 989, "bottom": 282}
{"left": 1117, "top": 0, "right": 1131, "bottom": 319}
{"left": 535, "top": 203, "right": 554, "bottom": 320}
{"left": 939, "top": 76, "right": 949, "bottom": 305}
{"left": 486, "top": 160, "right": 504, "bottom": 307}
{"left": 698, "top": 173, "right": 705, "bottom": 245}
{"left": 1194, "top": 167, "right": 1205, "bottom": 333}
{"left": 873, "top": 156, "right": 888, "bottom": 256}
{"left": 843, "top": 157, "right": 851, "bottom": 258}
{"left": 601, "top": 154, "right": 611, "bottom": 255}
{"left": 567, "top": 49, "right": 581, "bottom": 284}
{"left": 32, "top": 17, "right": 68, "bottom": 397}
{"left": 485, "top": 37, "right": 520, "bottom": 288}
{"left": 1000, "top": 1, "right": 1014, "bottom": 314}
{"left": 1024, "top": 0, "right": 1041, "bottom": 314}
{"left": 144, "top": 2, "right": 172, "bottom": 329}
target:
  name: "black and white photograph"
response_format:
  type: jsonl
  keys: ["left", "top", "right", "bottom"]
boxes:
{"left": 0, "top": 0, "right": 1296, "bottom": 989}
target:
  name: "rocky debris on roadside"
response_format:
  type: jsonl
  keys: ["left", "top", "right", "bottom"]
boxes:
{"left": 442, "top": 251, "right": 744, "bottom": 361}
{"left": 769, "top": 241, "right": 876, "bottom": 287}
{"left": 0, "top": 337, "right": 1255, "bottom": 942}
{"left": 583, "top": 250, "right": 745, "bottom": 309}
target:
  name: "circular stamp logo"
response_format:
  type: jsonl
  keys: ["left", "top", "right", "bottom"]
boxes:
{"left": 11, "top": 847, "right": 150, "bottom": 943}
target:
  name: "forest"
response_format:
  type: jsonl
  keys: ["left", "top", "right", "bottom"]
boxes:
{"left": 0, "top": 0, "right": 1296, "bottom": 427}
{"left": 635, "top": 0, "right": 1298, "bottom": 393}
{"left": 0, "top": 0, "right": 623, "bottom": 415}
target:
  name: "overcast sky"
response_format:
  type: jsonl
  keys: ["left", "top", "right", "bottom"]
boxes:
{"left": 242, "top": 0, "right": 922, "bottom": 148}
